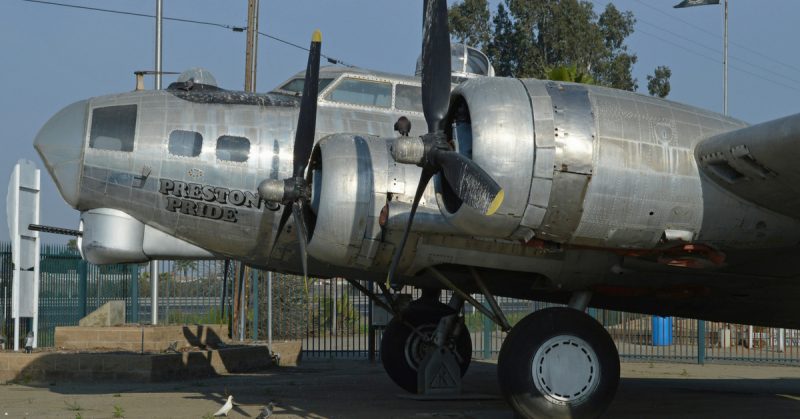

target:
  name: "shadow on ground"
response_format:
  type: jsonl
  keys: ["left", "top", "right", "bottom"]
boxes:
{"left": 2, "top": 360, "right": 800, "bottom": 418}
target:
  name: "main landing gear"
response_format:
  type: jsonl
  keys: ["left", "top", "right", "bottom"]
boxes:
{"left": 355, "top": 270, "right": 620, "bottom": 419}
{"left": 380, "top": 299, "right": 472, "bottom": 394}
{"left": 498, "top": 307, "right": 620, "bottom": 419}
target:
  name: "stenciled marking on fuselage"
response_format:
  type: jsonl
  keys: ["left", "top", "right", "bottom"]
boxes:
{"left": 158, "top": 178, "right": 278, "bottom": 223}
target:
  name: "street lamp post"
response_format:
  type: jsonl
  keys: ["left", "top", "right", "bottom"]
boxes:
{"left": 674, "top": 0, "right": 728, "bottom": 116}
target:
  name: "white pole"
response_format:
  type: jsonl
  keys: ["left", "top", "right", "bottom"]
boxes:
{"left": 31, "top": 169, "right": 40, "bottom": 348}
{"left": 150, "top": 260, "right": 158, "bottom": 325}
{"left": 155, "top": 0, "right": 163, "bottom": 90}
{"left": 723, "top": 0, "right": 728, "bottom": 115}
{"left": 11, "top": 164, "right": 19, "bottom": 351}
{"left": 779, "top": 328, "right": 786, "bottom": 353}
{"left": 267, "top": 271, "right": 273, "bottom": 349}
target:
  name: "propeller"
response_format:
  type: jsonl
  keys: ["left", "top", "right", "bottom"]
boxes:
{"left": 258, "top": 30, "right": 322, "bottom": 285}
{"left": 386, "top": 0, "right": 504, "bottom": 289}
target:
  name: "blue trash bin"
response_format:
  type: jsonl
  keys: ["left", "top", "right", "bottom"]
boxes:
{"left": 652, "top": 316, "right": 673, "bottom": 346}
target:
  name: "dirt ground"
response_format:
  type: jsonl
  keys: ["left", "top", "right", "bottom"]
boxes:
{"left": 1, "top": 359, "right": 800, "bottom": 418}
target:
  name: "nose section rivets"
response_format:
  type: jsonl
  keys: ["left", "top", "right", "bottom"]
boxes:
{"left": 33, "top": 99, "right": 89, "bottom": 208}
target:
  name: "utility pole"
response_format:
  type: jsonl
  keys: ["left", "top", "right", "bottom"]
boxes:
{"left": 244, "top": 0, "right": 260, "bottom": 92}
{"left": 151, "top": 0, "right": 163, "bottom": 325}
{"left": 155, "top": 0, "right": 163, "bottom": 90}
{"left": 723, "top": 0, "right": 728, "bottom": 115}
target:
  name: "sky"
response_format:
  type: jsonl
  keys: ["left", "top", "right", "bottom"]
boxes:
{"left": 1, "top": 0, "right": 799, "bottom": 244}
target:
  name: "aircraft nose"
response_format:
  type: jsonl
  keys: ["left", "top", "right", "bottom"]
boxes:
{"left": 33, "top": 99, "right": 89, "bottom": 208}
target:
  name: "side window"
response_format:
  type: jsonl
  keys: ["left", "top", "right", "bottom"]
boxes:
{"left": 395, "top": 84, "right": 423, "bottom": 113}
{"left": 216, "top": 136, "right": 250, "bottom": 163}
{"left": 326, "top": 78, "right": 391, "bottom": 108}
{"left": 89, "top": 105, "right": 137, "bottom": 152}
{"left": 168, "top": 130, "right": 202, "bottom": 157}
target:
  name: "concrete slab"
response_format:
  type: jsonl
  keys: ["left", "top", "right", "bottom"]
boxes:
{"left": 0, "top": 360, "right": 798, "bottom": 418}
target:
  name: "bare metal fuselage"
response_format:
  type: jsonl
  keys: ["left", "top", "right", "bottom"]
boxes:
{"left": 35, "top": 70, "right": 800, "bottom": 327}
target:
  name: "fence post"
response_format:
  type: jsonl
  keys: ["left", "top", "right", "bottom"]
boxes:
{"left": 129, "top": 264, "right": 139, "bottom": 323}
{"left": 267, "top": 271, "right": 273, "bottom": 350}
{"left": 697, "top": 319, "right": 705, "bottom": 365}
{"left": 367, "top": 280, "right": 375, "bottom": 362}
{"left": 251, "top": 269, "right": 259, "bottom": 340}
{"left": 483, "top": 299, "right": 492, "bottom": 359}
{"left": 77, "top": 260, "right": 88, "bottom": 318}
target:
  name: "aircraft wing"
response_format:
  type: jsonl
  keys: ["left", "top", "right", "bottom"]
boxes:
{"left": 696, "top": 112, "right": 800, "bottom": 219}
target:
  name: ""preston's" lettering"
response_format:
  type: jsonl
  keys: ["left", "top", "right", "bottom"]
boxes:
{"left": 158, "top": 178, "right": 273, "bottom": 223}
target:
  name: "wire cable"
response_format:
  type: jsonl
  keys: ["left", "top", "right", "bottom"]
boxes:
{"left": 633, "top": 0, "right": 800, "bottom": 75}
{"left": 22, "top": 0, "right": 356, "bottom": 67}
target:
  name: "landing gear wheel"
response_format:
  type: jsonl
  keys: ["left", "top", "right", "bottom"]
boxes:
{"left": 498, "top": 307, "right": 619, "bottom": 419}
{"left": 380, "top": 301, "right": 472, "bottom": 393}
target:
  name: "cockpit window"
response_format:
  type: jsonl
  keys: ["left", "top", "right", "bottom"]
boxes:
{"left": 168, "top": 130, "right": 203, "bottom": 157}
{"left": 89, "top": 105, "right": 137, "bottom": 152}
{"left": 466, "top": 48, "right": 490, "bottom": 76}
{"left": 280, "top": 78, "right": 334, "bottom": 95}
{"left": 216, "top": 135, "right": 250, "bottom": 163}
{"left": 326, "top": 78, "right": 392, "bottom": 108}
{"left": 395, "top": 84, "right": 423, "bottom": 113}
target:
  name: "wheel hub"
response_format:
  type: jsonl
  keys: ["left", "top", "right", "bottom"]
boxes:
{"left": 531, "top": 335, "right": 600, "bottom": 405}
{"left": 404, "top": 324, "right": 437, "bottom": 370}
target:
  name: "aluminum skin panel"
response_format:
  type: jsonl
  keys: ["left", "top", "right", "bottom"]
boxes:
{"left": 568, "top": 84, "right": 799, "bottom": 248}
{"left": 529, "top": 82, "right": 595, "bottom": 241}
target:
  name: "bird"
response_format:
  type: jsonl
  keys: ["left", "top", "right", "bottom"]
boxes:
{"left": 256, "top": 402, "right": 275, "bottom": 419}
{"left": 213, "top": 395, "right": 233, "bottom": 417}
{"left": 394, "top": 116, "right": 411, "bottom": 137}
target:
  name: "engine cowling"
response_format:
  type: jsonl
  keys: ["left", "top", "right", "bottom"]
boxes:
{"left": 305, "top": 134, "right": 387, "bottom": 268}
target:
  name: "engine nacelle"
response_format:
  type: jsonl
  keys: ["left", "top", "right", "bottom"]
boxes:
{"left": 437, "top": 77, "right": 540, "bottom": 240}
{"left": 305, "top": 134, "right": 388, "bottom": 268}
{"left": 80, "top": 208, "right": 214, "bottom": 264}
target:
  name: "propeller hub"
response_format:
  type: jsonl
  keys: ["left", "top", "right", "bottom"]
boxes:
{"left": 258, "top": 177, "right": 310, "bottom": 205}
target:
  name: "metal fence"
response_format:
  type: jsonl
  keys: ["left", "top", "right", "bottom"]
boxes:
{"left": 1, "top": 242, "right": 799, "bottom": 366}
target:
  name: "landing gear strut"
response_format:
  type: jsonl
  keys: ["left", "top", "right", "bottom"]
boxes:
{"left": 498, "top": 307, "right": 620, "bottom": 419}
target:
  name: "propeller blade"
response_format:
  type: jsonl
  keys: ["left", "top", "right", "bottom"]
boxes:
{"left": 386, "top": 166, "right": 436, "bottom": 289}
{"left": 421, "top": 0, "right": 451, "bottom": 133}
{"left": 436, "top": 150, "right": 504, "bottom": 215}
{"left": 267, "top": 204, "right": 293, "bottom": 260}
{"left": 292, "top": 201, "right": 309, "bottom": 290}
{"left": 293, "top": 30, "right": 322, "bottom": 178}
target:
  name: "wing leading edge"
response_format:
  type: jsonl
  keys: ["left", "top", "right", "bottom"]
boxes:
{"left": 696, "top": 112, "right": 800, "bottom": 219}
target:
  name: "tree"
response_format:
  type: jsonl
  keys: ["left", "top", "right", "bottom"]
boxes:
{"left": 448, "top": 0, "right": 669, "bottom": 92}
{"left": 448, "top": 0, "right": 491, "bottom": 49}
{"left": 546, "top": 64, "right": 595, "bottom": 85}
{"left": 647, "top": 65, "right": 672, "bottom": 98}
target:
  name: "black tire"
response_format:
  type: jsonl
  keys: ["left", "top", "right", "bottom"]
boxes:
{"left": 380, "top": 301, "right": 472, "bottom": 393}
{"left": 498, "top": 307, "right": 620, "bottom": 419}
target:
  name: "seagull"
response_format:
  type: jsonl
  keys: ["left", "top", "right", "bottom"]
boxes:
{"left": 213, "top": 395, "right": 233, "bottom": 417}
{"left": 256, "top": 402, "right": 275, "bottom": 419}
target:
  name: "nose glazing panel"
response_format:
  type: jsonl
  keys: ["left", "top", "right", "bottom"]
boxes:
{"left": 33, "top": 99, "right": 88, "bottom": 208}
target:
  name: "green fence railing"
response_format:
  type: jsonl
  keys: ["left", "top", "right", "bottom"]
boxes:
{"left": 2, "top": 241, "right": 800, "bottom": 367}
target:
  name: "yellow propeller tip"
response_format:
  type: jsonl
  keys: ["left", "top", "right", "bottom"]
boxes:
{"left": 312, "top": 30, "right": 322, "bottom": 43}
{"left": 485, "top": 189, "right": 504, "bottom": 216}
